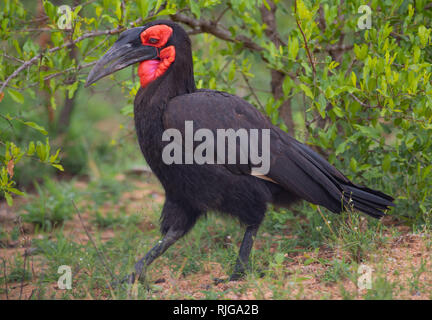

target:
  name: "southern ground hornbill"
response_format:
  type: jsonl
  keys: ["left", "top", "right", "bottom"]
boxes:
{"left": 86, "top": 20, "right": 394, "bottom": 283}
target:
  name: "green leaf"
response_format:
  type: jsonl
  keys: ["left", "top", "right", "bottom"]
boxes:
{"left": 353, "top": 125, "right": 381, "bottom": 140}
{"left": 351, "top": 71, "right": 357, "bottom": 87}
{"left": 137, "top": 0, "right": 150, "bottom": 19}
{"left": 4, "top": 192, "right": 13, "bottom": 206}
{"left": 27, "top": 142, "right": 35, "bottom": 155}
{"left": 418, "top": 25, "right": 430, "bottom": 47}
{"left": 228, "top": 61, "right": 236, "bottom": 81}
{"left": 316, "top": 93, "right": 326, "bottom": 118}
{"left": 43, "top": 0, "right": 55, "bottom": 20}
{"left": 382, "top": 154, "right": 391, "bottom": 172}
{"left": 21, "top": 121, "right": 48, "bottom": 135}
{"left": 9, "top": 188, "right": 24, "bottom": 196}
{"left": 189, "top": 0, "right": 200, "bottom": 19}
{"left": 296, "top": 0, "right": 312, "bottom": 20}
{"left": 49, "top": 148, "right": 61, "bottom": 163}
{"left": 52, "top": 164, "right": 64, "bottom": 171}
{"left": 8, "top": 89, "right": 24, "bottom": 104}
{"left": 282, "top": 76, "right": 293, "bottom": 97}
{"left": 67, "top": 82, "right": 79, "bottom": 99}
{"left": 422, "top": 165, "right": 432, "bottom": 179}
{"left": 299, "top": 83, "right": 314, "bottom": 100}
{"left": 353, "top": 44, "right": 368, "bottom": 60}
{"left": 288, "top": 37, "right": 299, "bottom": 60}
{"left": 335, "top": 141, "right": 348, "bottom": 155}
{"left": 154, "top": 0, "right": 164, "bottom": 14}
{"left": 350, "top": 157, "right": 357, "bottom": 172}
{"left": 36, "top": 142, "right": 47, "bottom": 162}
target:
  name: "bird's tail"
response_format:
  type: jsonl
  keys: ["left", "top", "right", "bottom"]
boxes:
{"left": 338, "top": 184, "right": 394, "bottom": 219}
{"left": 272, "top": 138, "right": 395, "bottom": 219}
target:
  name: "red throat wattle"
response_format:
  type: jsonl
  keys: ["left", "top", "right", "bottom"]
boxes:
{"left": 138, "top": 46, "right": 175, "bottom": 88}
{"left": 138, "top": 25, "right": 176, "bottom": 88}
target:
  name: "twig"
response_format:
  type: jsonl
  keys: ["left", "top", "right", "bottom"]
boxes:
{"left": 0, "top": 114, "right": 15, "bottom": 132}
{"left": 35, "top": 261, "right": 48, "bottom": 300}
{"left": 214, "top": 6, "right": 230, "bottom": 24}
{"left": 240, "top": 71, "right": 266, "bottom": 113}
{"left": 1, "top": 258, "right": 9, "bottom": 300}
{"left": 344, "top": 58, "right": 357, "bottom": 78}
{"left": 294, "top": 0, "right": 316, "bottom": 77}
{"left": 317, "top": 206, "right": 335, "bottom": 236}
{"left": 170, "top": 13, "right": 263, "bottom": 52}
{"left": 27, "top": 289, "right": 36, "bottom": 300}
{"left": 1, "top": 54, "right": 25, "bottom": 64}
{"left": 349, "top": 93, "right": 369, "bottom": 107}
{"left": 0, "top": 61, "right": 96, "bottom": 92}
{"left": 19, "top": 253, "right": 27, "bottom": 300}
{"left": 176, "top": 257, "right": 188, "bottom": 279}
{"left": 17, "top": 215, "right": 30, "bottom": 300}
{"left": 12, "top": 28, "right": 65, "bottom": 33}
{"left": 305, "top": 113, "right": 322, "bottom": 126}
{"left": 72, "top": 201, "right": 117, "bottom": 285}
{"left": 259, "top": 1, "right": 287, "bottom": 47}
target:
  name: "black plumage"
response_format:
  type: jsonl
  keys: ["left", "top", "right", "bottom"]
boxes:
{"left": 86, "top": 20, "right": 394, "bottom": 283}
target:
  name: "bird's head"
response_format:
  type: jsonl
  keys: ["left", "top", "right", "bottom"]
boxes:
{"left": 85, "top": 20, "right": 191, "bottom": 89}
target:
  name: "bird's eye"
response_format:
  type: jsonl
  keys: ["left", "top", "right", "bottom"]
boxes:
{"left": 148, "top": 38, "right": 159, "bottom": 44}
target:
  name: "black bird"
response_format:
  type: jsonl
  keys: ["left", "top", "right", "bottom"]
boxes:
{"left": 86, "top": 20, "right": 394, "bottom": 283}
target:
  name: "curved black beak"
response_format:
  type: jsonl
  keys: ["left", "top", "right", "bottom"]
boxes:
{"left": 85, "top": 27, "right": 158, "bottom": 87}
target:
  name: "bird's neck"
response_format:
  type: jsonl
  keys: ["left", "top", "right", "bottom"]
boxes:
{"left": 135, "top": 53, "right": 196, "bottom": 112}
{"left": 133, "top": 57, "right": 196, "bottom": 174}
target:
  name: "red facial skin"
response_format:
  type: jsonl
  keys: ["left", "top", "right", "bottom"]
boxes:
{"left": 138, "top": 25, "right": 176, "bottom": 88}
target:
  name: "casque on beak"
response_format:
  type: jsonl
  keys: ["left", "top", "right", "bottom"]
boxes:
{"left": 85, "top": 27, "right": 159, "bottom": 87}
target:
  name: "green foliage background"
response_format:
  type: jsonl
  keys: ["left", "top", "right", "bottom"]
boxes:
{"left": 0, "top": 0, "right": 431, "bottom": 225}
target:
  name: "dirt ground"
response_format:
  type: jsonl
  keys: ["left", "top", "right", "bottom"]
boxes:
{"left": 0, "top": 179, "right": 431, "bottom": 300}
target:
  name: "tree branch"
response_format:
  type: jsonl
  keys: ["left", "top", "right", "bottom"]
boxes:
{"left": 259, "top": 2, "right": 286, "bottom": 47}
{"left": 240, "top": 71, "right": 266, "bottom": 113}
{"left": 0, "top": 26, "right": 126, "bottom": 94}
{"left": 170, "top": 13, "right": 263, "bottom": 52}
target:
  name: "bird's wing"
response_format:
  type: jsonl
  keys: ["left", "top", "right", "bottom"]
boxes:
{"left": 163, "top": 90, "right": 274, "bottom": 176}
{"left": 163, "top": 90, "right": 393, "bottom": 216}
{"left": 164, "top": 89, "right": 342, "bottom": 187}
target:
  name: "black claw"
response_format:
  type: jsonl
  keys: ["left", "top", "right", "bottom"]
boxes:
{"left": 107, "top": 274, "right": 130, "bottom": 289}
{"left": 213, "top": 277, "right": 229, "bottom": 285}
{"left": 127, "top": 272, "right": 136, "bottom": 285}
{"left": 213, "top": 272, "right": 245, "bottom": 285}
{"left": 229, "top": 272, "right": 245, "bottom": 282}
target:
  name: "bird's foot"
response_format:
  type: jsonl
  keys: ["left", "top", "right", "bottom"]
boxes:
{"left": 213, "top": 269, "right": 265, "bottom": 285}
{"left": 107, "top": 261, "right": 148, "bottom": 289}
{"left": 107, "top": 273, "right": 138, "bottom": 289}
{"left": 213, "top": 272, "right": 245, "bottom": 285}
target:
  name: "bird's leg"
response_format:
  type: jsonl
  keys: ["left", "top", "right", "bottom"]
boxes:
{"left": 229, "top": 225, "right": 259, "bottom": 281}
{"left": 127, "top": 228, "right": 184, "bottom": 285}
{"left": 214, "top": 225, "right": 259, "bottom": 284}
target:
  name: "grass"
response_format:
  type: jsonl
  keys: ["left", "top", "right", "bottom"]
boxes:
{"left": 321, "top": 258, "right": 352, "bottom": 283}
{"left": 20, "top": 179, "right": 77, "bottom": 231}
{"left": 0, "top": 254, "right": 32, "bottom": 285}
{"left": 0, "top": 174, "right": 430, "bottom": 300}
